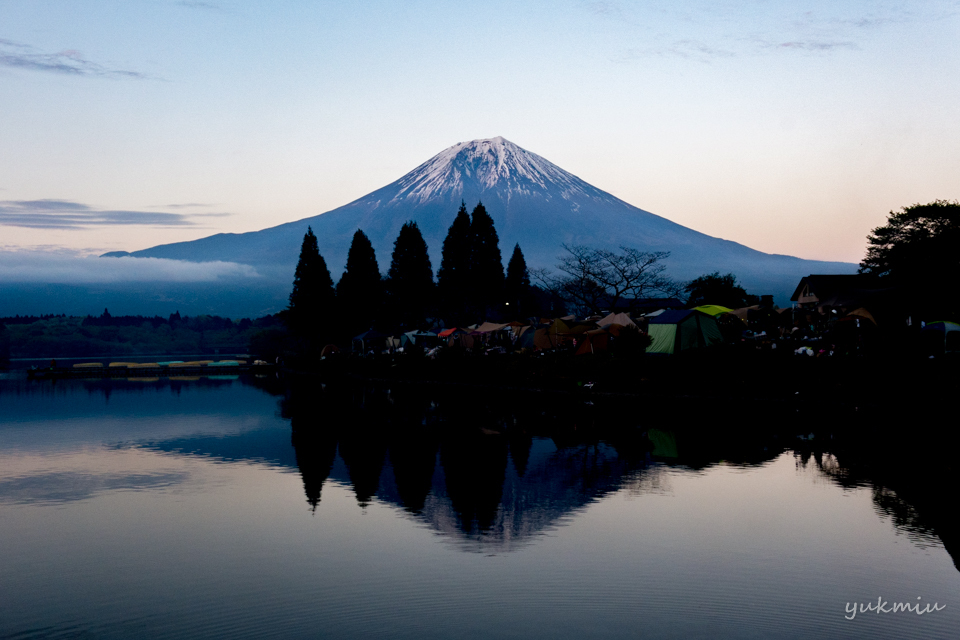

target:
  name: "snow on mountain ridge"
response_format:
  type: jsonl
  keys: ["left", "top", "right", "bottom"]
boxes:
{"left": 391, "top": 137, "right": 625, "bottom": 207}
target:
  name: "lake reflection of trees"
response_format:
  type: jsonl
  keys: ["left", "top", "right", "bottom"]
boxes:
{"left": 38, "top": 372, "right": 947, "bottom": 563}
{"left": 279, "top": 383, "right": 788, "bottom": 551}
{"left": 277, "top": 381, "right": 960, "bottom": 562}
{"left": 796, "top": 435, "right": 960, "bottom": 572}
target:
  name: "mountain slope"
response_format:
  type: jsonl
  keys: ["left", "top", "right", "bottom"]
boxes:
{"left": 121, "top": 137, "right": 856, "bottom": 301}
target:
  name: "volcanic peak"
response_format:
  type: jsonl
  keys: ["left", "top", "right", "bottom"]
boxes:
{"left": 391, "top": 137, "right": 618, "bottom": 206}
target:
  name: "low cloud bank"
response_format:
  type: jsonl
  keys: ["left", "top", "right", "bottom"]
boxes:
{"left": 0, "top": 251, "right": 260, "bottom": 283}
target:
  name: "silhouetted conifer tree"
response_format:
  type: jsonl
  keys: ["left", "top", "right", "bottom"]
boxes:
{"left": 386, "top": 221, "right": 434, "bottom": 329}
{"left": 504, "top": 243, "right": 531, "bottom": 318}
{"left": 337, "top": 229, "right": 382, "bottom": 336}
{"left": 287, "top": 226, "right": 335, "bottom": 337}
{"left": 437, "top": 201, "right": 473, "bottom": 324}
{"left": 469, "top": 201, "right": 504, "bottom": 317}
{"left": 684, "top": 272, "right": 749, "bottom": 309}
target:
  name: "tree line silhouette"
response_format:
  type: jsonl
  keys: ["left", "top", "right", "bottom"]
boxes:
{"left": 284, "top": 201, "right": 541, "bottom": 344}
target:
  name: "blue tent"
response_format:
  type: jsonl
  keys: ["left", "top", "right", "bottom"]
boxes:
{"left": 646, "top": 309, "right": 723, "bottom": 354}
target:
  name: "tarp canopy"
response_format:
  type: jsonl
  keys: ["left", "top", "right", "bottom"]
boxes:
{"left": 646, "top": 309, "right": 724, "bottom": 354}
{"left": 844, "top": 308, "right": 877, "bottom": 325}
{"left": 730, "top": 306, "right": 760, "bottom": 321}
{"left": 547, "top": 318, "right": 592, "bottom": 335}
{"left": 476, "top": 322, "right": 510, "bottom": 333}
{"left": 693, "top": 305, "right": 734, "bottom": 317}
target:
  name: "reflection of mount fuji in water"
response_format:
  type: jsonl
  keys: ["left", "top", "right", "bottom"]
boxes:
{"left": 143, "top": 384, "right": 673, "bottom": 551}
{"left": 134, "top": 381, "right": 770, "bottom": 551}
{"left": 298, "top": 430, "right": 659, "bottom": 552}
{"left": 132, "top": 379, "right": 959, "bottom": 562}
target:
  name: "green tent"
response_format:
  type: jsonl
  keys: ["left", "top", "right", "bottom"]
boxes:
{"left": 646, "top": 309, "right": 724, "bottom": 354}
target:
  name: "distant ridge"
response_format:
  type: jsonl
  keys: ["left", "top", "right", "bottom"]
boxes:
{"left": 117, "top": 137, "right": 857, "bottom": 302}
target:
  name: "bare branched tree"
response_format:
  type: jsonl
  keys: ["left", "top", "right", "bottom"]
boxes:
{"left": 534, "top": 245, "right": 683, "bottom": 316}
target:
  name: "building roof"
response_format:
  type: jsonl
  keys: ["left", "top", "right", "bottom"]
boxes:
{"left": 790, "top": 275, "right": 874, "bottom": 305}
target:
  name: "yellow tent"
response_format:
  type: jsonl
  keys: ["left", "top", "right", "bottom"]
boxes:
{"left": 693, "top": 305, "right": 734, "bottom": 317}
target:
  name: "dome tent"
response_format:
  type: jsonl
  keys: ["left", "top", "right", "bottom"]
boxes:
{"left": 646, "top": 309, "right": 723, "bottom": 355}
{"left": 921, "top": 320, "right": 960, "bottom": 355}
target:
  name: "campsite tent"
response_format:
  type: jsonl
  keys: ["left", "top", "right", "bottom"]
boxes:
{"left": 597, "top": 312, "right": 637, "bottom": 329}
{"left": 922, "top": 321, "right": 960, "bottom": 354}
{"left": 353, "top": 329, "right": 387, "bottom": 354}
{"left": 533, "top": 327, "right": 558, "bottom": 350}
{"left": 320, "top": 344, "right": 340, "bottom": 358}
{"left": 646, "top": 309, "right": 724, "bottom": 354}
{"left": 693, "top": 305, "right": 734, "bottom": 317}
{"left": 575, "top": 329, "right": 610, "bottom": 355}
{"left": 401, "top": 330, "right": 440, "bottom": 348}
{"left": 515, "top": 327, "right": 536, "bottom": 350}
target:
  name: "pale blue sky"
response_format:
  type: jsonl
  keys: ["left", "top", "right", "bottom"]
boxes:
{"left": 2, "top": 0, "right": 958, "bottom": 263}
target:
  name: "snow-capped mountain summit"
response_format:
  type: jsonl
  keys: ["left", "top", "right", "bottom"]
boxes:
{"left": 121, "top": 137, "right": 855, "bottom": 302}
{"left": 393, "top": 137, "right": 620, "bottom": 206}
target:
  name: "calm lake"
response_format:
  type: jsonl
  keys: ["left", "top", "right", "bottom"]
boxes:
{"left": 1, "top": 371, "right": 957, "bottom": 639}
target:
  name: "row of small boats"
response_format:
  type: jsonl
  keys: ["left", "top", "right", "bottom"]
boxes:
{"left": 71, "top": 360, "right": 246, "bottom": 369}
{"left": 29, "top": 359, "right": 272, "bottom": 379}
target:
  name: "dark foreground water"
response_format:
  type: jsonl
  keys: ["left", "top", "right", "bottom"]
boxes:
{"left": 0, "top": 373, "right": 957, "bottom": 639}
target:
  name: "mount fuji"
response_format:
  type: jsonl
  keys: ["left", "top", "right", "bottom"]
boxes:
{"left": 113, "top": 137, "right": 856, "bottom": 306}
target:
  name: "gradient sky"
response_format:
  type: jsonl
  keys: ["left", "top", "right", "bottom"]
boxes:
{"left": 2, "top": 0, "right": 958, "bottom": 264}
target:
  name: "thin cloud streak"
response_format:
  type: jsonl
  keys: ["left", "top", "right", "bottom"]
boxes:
{"left": 618, "top": 40, "right": 737, "bottom": 63}
{"left": 0, "top": 39, "right": 151, "bottom": 79}
{"left": 774, "top": 41, "right": 858, "bottom": 51}
{"left": 153, "top": 203, "right": 216, "bottom": 209}
{"left": 618, "top": 35, "right": 859, "bottom": 63}
{"left": 0, "top": 200, "right": 231, "bottom": 230}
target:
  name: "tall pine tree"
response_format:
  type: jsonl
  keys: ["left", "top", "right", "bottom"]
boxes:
{"left": 386, "top": 221, "right": 434, "bottom": 329}
{"left": 437, "top": 201, "right": 473, "bottom": 324}
{"left": 287, "top": 226, "right": 335, "bottom": 337}
{"left": 337, "top": 229, "right": 382, "bottom": 334}
{"left": 504, "top": 243, "right": 531, "bottom": 318}
{"left": 469, "top": 201, "right": 504, "bottom": 317}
